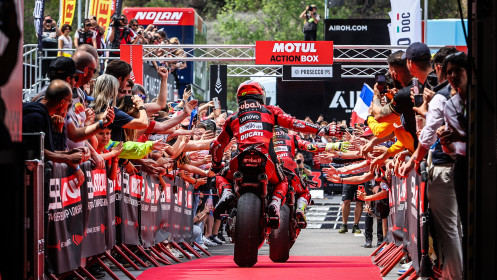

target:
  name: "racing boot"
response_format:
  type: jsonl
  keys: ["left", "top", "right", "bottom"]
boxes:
{"left": 268, "top": 197, "right": 282, "bottom": 229}
{"left": 296, "top": 197, "right": 308, "bottom": 229}
{"left": 214, "top": 188, "right": 235, "bottom": 218}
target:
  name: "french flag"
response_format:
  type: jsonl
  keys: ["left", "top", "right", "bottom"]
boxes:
{"left": 350, "top": 84, "right": 374, "bottom": 127}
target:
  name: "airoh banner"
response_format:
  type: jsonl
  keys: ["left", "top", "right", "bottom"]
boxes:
{"left": 256, "top": 41, "right": 334, "bottom": 65}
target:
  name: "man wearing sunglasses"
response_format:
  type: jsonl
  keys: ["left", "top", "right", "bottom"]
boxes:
{"left": 74, "top": 18, "right": 97, "bottom": 49}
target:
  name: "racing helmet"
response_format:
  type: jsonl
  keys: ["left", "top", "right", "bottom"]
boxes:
{"left": 236, "top": 80, "right": 266, "bottom": 104}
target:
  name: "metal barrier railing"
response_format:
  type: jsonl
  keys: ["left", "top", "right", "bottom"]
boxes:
{"left": 23, "top": 44, "right": 445, "bottom": 100}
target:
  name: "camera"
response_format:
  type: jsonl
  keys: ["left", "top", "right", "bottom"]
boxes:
{"left": 111, "top": 14, "right": 126, "bottom": 28}
{"left": 45, "top": 19, "right": 53, "bottom": 23}
{"left": 296, "top": 159, "right": 302, "bottom": 165}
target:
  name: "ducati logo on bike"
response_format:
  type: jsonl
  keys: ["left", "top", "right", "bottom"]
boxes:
{"left": 239, "top": 122, "right": 263, "bottom": 134}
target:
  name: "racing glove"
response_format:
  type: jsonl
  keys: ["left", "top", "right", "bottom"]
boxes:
{"left": 325, "top": 141, "right": 350, "bottom": 152}
{"left": 317, "top": 124, "right": 343, "bottom": 137}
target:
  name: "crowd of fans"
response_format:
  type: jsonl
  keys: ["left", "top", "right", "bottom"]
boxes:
{"left": 294, "top": 43, "right": 466, "bottom": 279}
{"left": 31, "top": 13, "right": 468, "bottom": 280}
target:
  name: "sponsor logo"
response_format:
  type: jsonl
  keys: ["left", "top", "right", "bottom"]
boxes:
{"left": 274, "top": 146, "right": 289, "bottom": 153}
{"left": 274, "top": 140, "right": 286, "bottom": 145}
{"left": 272, "top": 43, "right": 317, "bottom": 53}
{"left": 240, "top": 131, "right": 264, "bottom": 141}
{"left": 328, "top": 25, "right": 367, "bottom": 31}
{"left": 240, "top": 113, "right": 261, "bottom": 123}
{"left": 292, "top": 121, "right": 306, "bottom": 128}
{"left": 134, "top": 11, "right": 183, "bottom": 25}
{"left": 72, "top": 235, "right": 83, "bottom": 246}
{"left": 243, "top": 157, "right": 262, "bottom": 165}
{"left": 239, "top": 122, "right": 263, "bottom": 134}
{"left": 239, "top": 100, "right": 262, "bottom": 110}
{"left": 395, "top": 12, "right": 413, "bottom": 45}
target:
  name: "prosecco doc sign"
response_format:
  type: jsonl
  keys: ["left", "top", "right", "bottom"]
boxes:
{"left": 255, "top": 41, "right": 334, "bottom": 65}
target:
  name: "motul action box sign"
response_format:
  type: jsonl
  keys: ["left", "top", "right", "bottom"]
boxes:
{"left": 123, "top": 7, "right": 195, "bottom": 26}
{"left": 256, "top": 41, "right": 334, "bottom": 65}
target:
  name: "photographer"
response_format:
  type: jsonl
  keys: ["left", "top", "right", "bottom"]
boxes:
{"left": 108, "top": 14, "right": 136, "bottom": 57}
{"left": 295, "top": 152, "right": 312, "bottom": 179}
{"left": 300, "top": 4, "right": 321, "bottom": 41}
{"left": 74, "top": 19, "right": 97, "bottom": 49}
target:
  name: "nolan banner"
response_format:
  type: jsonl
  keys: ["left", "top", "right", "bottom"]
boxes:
{"left": 61, "top": 0, "right": 76, "bottom": 26}
{"left": 123, "top": 7, "right": 195, "bottom": 26}
{"left": 324, "top": 19, "right": 390, "bottom": 45}
{"left": 209, "top": 64, "right": 227, "bottom": 109}
{"left": 120, "top": 44, "right": 143, "bottom": 85}
{"left": 388, "top": 0, "right": 422, "bottom": 46}
{"left": 256, "top": 41, "right": 334, "bottom": 65}
{"left": 89, "top": 0, "right": 113, "bottom": 38}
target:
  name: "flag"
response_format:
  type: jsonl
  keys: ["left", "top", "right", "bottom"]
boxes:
{"left": 388, "top": 0, "right": 422, "bottom": 46}
{"left": 61, "top": 0, "right": 77, "bottom": 26}
{"left": 350, "top": 83, "right": 374, "bottom": 127}
{"left": 33, "top": 0, "right": 46, "bottom": 49}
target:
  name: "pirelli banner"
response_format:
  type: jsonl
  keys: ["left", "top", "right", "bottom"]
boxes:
{"left": 255, "top": 41, "right": 334, "bottom": 65}
{"left": 45, "top": 162, "right": 193, "bottom": 274}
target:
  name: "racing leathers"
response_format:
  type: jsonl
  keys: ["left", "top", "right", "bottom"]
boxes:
{"left": 210, "top": 98, "right": 340, "bottom": 228}
{"left": 273, "top": 127, "right": 349, "bottom": 227}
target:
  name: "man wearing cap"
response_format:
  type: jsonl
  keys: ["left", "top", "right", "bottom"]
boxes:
{"left": 300, "top": 4, "right": 321, "bottom": 41}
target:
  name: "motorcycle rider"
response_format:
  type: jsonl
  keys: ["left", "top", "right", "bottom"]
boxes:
{"left": 273, "top": 126, "right": 349, "bottom": 228}
{"left": 210, "top": 80, "right": 342, "bottom": 228}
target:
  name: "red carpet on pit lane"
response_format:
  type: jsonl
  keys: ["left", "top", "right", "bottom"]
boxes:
{"left": 137, "top": 255, "right": 382, "bottom": 280}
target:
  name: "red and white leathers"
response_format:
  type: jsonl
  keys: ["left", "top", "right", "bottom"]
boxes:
{"left": 210, "top": 98, "right": 335, "bottom": 224}
{"left": 273, "top": 127, "right": 326, "bottom": 204}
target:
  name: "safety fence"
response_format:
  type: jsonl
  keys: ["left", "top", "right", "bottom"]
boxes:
{"left": 26, "top": 158, "right": 207, "bottom": 279}
{"left": 370, "top": 166, "right": 437, "bottom": 279}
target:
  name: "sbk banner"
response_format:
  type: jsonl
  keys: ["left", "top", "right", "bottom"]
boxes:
{"left": 155, "top": 176, "right": 174, "bottom": 243}
{"left": 387, "top": 169, "right": 421, "bottom": 272}
{"left": 119, "top": 171, "right": 142, "bottom": 245}
{"left": 140, "top": 175, "right": 161, "bottom": 248}
{"left": 61, "top": 0, "right": 76, "bottom": 26}
{"left": 46, "top": 162, "right": 84, "bottom": 274}
{"left": 81, "top": 163, "right": 109, "bottom": 258}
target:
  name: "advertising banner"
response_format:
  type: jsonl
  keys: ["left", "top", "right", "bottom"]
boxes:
{"left": 33, "top": 0, "right": 45, "bottom": 49}
{"left": 155, "top": 176, "right": 173, "bottom": 243}
{"left": 388, "top": 0, "right": 422, "bottom": 46}
{"left": 123, "top": 7, "right": 195, "bottom": 26}
{"left": 120, "top": 44, "right": 143, "bottom": 85}
{"left": 120, "top": 172, "right": 142, "bottom": 245}
{"left": 209, "top": 64, "right": 227, "bottom": 109}
{"left": 80, "top": 163, "right": 109, "bottom": 258}
{"left": 45, "top": 163, "right": 84, "bottom": 274}
{"left": 324, "top": 19, "right": 390, "bottom": 45}
{"left": 61, "top": 0, "right": 76, "bottom": 26}
{"left": 282, "top": 65, "right": 341, "bottom": 81}
{"left": 45, "top": 162, "right": 194, "bottom": 274}
{"left": 256, "top": 41, "right": 334, "bottom": 65}
{"left": 89, "top": 0, "right": 113, "bottom": 38}
{"left": 140, "top": 175, "right": 160, "bottom": 248}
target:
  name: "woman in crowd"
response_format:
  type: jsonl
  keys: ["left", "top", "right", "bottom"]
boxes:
{"left": 57, "top": 24, "right": 73, "bottom": 57}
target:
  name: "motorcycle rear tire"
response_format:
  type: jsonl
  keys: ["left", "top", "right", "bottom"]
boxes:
{"left": 269, "top": 204, "right": 290, "bottom": 262}
{"left": 234, "top": 192, "right": 262, "bottom": 267}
